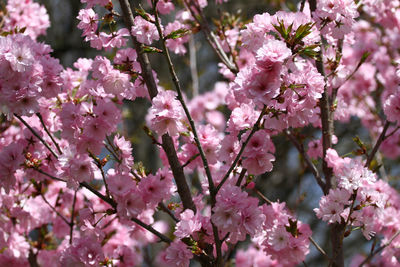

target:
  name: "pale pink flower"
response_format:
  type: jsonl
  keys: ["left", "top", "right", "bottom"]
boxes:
{"left": 147, "top": 90, "right": 186, "bottom": 136}
{"left": 4, "top": 0, "right": 50, "bottom": 39}
{"left": 384, "top": 91, "right": 400, "bottom": 125}
{"left": 131, "top": 16, "right": 159, "bottom": 45}
{"left": 77, "top": 8, "right": 98, "bottom": 37}
{"left": 174, "top": 209, "right": 202, "bottom": 238}
{"left": 164, "top": 241, "right": 193, "bottom": 267}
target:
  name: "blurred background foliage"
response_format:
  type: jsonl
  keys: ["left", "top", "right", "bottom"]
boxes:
{"left": 24, "top": 0, "right": 400, "bottom": 265}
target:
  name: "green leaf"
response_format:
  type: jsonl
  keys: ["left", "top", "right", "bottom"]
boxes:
{"left": 285, "top": 218, "right": 300, "bottom": 238}
{"left": 352, "top": 136, "right": 367, "bottom": 155}
{"left": 164, "top": 28, "right": 191, "bottom": 40}
{"left": 142, "top": 45, "right": 163, "bottom": 53}
{"left": 294, "top": 22, "right": 314, "bottom": 42}
{"left": 134, "top": 7, "right": 151, "bottom": 21}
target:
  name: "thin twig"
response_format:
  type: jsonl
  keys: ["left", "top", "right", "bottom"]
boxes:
{"left": 158, "top": 202, "right": 179, "bottom": 222}
{"left": 153, "top": 4, "right": 216, "bottom": 196}
{"left": 131, "top": 217, "right": 173, "bottom": 243}
{"left": 385, "top": 126, "right": 400, "bottom": 139}
{"left": 358, "top": 229, "right": 400, "bottom": 267}
{"left": 80, "top": 181, "right": 117, "bottom": 208}
{"left": 216, "top": 107, "right": 266, "bottom": 193}
{"left": 69, "top": 189, "right": 78, "bottom": 244}
{"left": 235, "top": 168, "right": 247, "bottom": 187}
{"left": 14, "top": 114, "right": 59, "bottom": 159}
{"left": 41, "top": 194, "right": 69, "bottom": 225}
{"left": 285, "top": 130, "right": 325, "bottom": 193}
{"left": 88, "top": 150, "right": 110, "bottom": 197}
{"left": 365, "top": 121, "right": 390, "bottom": 168}
{"left": 36, "top": 112, "right": 62, "bottom": 155}
{"left": 184, "top": 0, "right": 238, "bottom": 73}
{"left": 33, "top": 168, "right": 65, "bottom": 182}
{"left": 189, "top": 36, "right": 199, "bottom": 97}
{"left": 254, "top": 188, "right": 272, "bottom": 204}
{"left": 300, "top": 0, "right": 306, "bottom": 12}
{"left": 309, "top": 236, "right": 330, "bottom": 261}
{"left": 182, "top": 153, "right": 200, "bottom": 168}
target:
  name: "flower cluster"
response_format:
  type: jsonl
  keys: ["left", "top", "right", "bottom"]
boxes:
{"left": 0, "top": 34, "right": 62, "bottom": 116}
{"left": 315, "top": 149, "right": 384, "bottom": 239}
{"left": 3, "top": 0, "right": 50, "bottom": 40}
{"left": 259, "top": 202, "right": 312, "bottom": 266}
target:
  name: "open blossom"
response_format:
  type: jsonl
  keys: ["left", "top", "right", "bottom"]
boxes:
{"left": 384, "top": 90, "right": 400, "bottom": 125}
{"left": 314, "top": 0, "right": 359, "bottom": 39}
{"left": 314, "top": 188, "right": 351, "bottom": 223}
{"left": 156, "top": 0, "right": 175, "bottom": 14}
{"left": 59, "top": 148, "right": 95, "bottom": 188}
{"left": 0, "top": 34, "right": 62, "bottom": 116}
{"left": 131, "top": 16, "right": 159, "bottom": 45}
{"left": 242, "top": 130, "right": 275, "bottom": 175}
{"left": 164, "top": 241, "right": 193, "bottom": 267}
{"left": 174, "top": 209, "right": 202, "bottom": 238}
{"left": 233, "top": 38, "right": 289, "bottom": 107}
{"left": 260, "top": 202, "right": 311, "bottom": 266}
{"left": 99, "top": 28, "right": 130, "bottom": 50}
{"left": 338, "top": 159, "right": 376, "bottom": 191}
{"left": 212, "top": 185, "right": 265, "bottom": 241}
{"left": 0, "top": 143, "right": 24, "bottom": 193}
{"left": 236, "top": 246, "right": 277, "bottom": 266}
{"left": 139, "top": 168, "right": 175, "bottom": 208}
{"left": 77, "top": 8, "right": 98, "bottom": 37}
{"left": 108, "top": 170, "right": 136, "bottom": 198}
{"left": 147, "top": 90, "right": 186, "bottom": 136}
{"left": 3, "top": 0, "right": 50, "bottom": 40}
{"left": 255, "top": 39, "right": 292, "bottom": 70}
{"left": 60, "top": 235, "right": 105, "bottom": 266}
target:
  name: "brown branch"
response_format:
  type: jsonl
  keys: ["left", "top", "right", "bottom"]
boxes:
{"left": 14, "top": 114, "right": 59, "bottom": 159}
{"left": 41, "top": 194, "right": 69, "bottom": 226}
{"left": 309, "top": 236, "right": 330, "bottom": 261}
{"left": 365, "top": 121, "right": 390, "bottom": 169}
{"left": 33, "top": 168, "right": 66, "bottom": 182}
{"left": 358, "top": 229, "right": 400, "bottom": 267}
{"left": 235, "top": 168, "right": 247, "bottom": 187}
{"left": 69, "top": 189, "right": 78, "bottom": 244}
{"left": 253, "top": 188, "right": 272, "bottom": 205}
{"left": 183, "top": 0, "right": 238, "bottom": 73}
{"left": 158, "top": 202, "right": 179, "bottom": 222}
{"left": 131, "top": 217, "right": 173, "bottom": 243}
{"left": 118, "top": 0, "right": 158, "bottom": 99}
{"left": 153, "top": 4, "right": 216, "bottom": 196}
{"left": 118, "top": 0, "right": 197, "bottom": 215}
{"left": 216, "top": 107, "right": 266, "bottom": 193}
{"left": 36, "top": 113, "right": 62, "bottom": 155}
{"left": 285, "top": 130, "right": 325, "bottom": 193}
{"left": 161, "top": 134, "right": 197, "bottom": 212}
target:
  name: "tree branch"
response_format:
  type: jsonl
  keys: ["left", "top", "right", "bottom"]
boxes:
{"left": 358, "top": 229, "right": 400, "bottom": 267}
{"left": 14, "top": 114, "right": 59, "bottom": 159}
{"left": 36, "top": 112, "right": 62, "bottom": 155}
{"left": 118, "top": 0, "right": 197, "bottom": 214}
{"left": 161, "top": 134, "right": 197, "bottom": 212}
{"left": 216, "top": 107, "right": 266, "bottom": 193}
{"left": 365, "top": 121, "right": 390, "bottom": 169}
{"left": 285, "top": 130, "right": 325, "bottom": 193}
